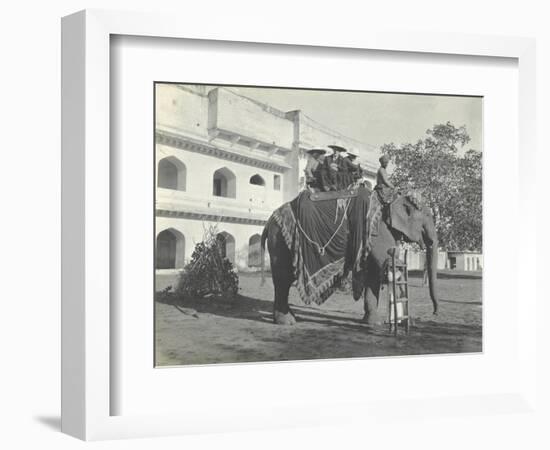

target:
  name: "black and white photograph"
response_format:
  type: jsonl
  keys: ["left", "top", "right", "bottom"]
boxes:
{"left": 154, "top": 83, "right": 483, "bottom": 366}
{"left": 3, "top": 0, "right": 547, "bottom": 447}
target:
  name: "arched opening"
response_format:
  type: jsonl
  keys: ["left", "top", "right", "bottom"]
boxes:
{"left": 249, "top": 174, "right": 265, "bottom": 186}
{"left": 248, "top": 234, "right": 262, "bottom": 267}
{"left": 212, "top": 167, "right": 236, "bottom": 198}
{"left": 216, "top": 231, "right": 235, "bottom": 263}
{"left": 156, "top": 228, "right": 186, "bottom": 269}
{"left": 158, "top": 156, "right": 186, "bottom": 191}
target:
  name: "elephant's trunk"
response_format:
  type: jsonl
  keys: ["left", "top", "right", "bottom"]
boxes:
{"left": 425, "top": 239, "right": 439, "bottom": 315}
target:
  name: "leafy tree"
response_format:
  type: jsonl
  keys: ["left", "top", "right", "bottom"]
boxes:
{"left": 381, "top": 121, "right": 482, "bottom": 251}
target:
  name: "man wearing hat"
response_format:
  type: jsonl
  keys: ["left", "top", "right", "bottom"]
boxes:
{"left": 304, "top": 148, "right": 328, "bottom": 192}
{"left": 327, "top": 145, "right": 348, "bottom": 190}
{"left": 342, "top": 149, "right": 363, "bottom": 187}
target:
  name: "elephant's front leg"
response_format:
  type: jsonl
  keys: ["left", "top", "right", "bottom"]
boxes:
{"left": 362, "top": 274, "right": 384, "bottom": 326}
{"left": 272, "top": 272, "right": 296, "bottom": 325}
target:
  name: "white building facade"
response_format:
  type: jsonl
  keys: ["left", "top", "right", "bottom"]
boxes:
{"left": 446, "top": 251, "right": 483, "bottom": 271}
{"left": 155, "top": 84, "right": 378, "bottom": 272}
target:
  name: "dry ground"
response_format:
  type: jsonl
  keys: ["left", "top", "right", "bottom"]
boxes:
{"left": 155, "top": 271, "right": 482, "bottom": 366}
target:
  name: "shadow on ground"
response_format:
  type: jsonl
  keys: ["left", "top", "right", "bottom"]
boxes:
{"left": 156, "top": 293, "right": 481, "bottom": 343}
{"left": 157, "top": 292, "right": 369, "bottom": 331}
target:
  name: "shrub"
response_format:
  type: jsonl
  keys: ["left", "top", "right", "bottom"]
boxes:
{"left": 175, "top": 226, "right": 239, "bottom": 300}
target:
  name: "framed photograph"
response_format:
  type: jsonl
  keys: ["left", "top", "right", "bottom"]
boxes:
{"left": 153, "top": 82, "right": 483, "bottom": 366}
{"left": 61, "top": 9, "right": 537, "bottom": 440}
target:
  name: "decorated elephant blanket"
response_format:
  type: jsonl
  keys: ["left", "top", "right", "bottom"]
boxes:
{"left": 272, "top": 186, "right": 370, "bottom": 305}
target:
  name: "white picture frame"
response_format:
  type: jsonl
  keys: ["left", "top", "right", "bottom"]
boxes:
{"left": 61, "top": 9, "right": 537, "bottom": 441}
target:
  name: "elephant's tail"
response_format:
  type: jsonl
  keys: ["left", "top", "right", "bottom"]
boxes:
{"left": 260, "top": 219, "right": 269, "bottom": 287}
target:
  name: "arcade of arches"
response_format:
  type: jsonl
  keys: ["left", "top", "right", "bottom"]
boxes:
{"left": 158, "top": 158, "right": 268, "bottom": 200}
{"left": 156, "top": 229, "right": 264, "bottom": 270}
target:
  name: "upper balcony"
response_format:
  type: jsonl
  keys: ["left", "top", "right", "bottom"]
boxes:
{"left": 207, "top": 89, "right": 294, "bottom": 157}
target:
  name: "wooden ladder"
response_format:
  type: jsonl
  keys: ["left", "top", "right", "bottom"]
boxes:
{"left": 388, "top": 247, "right": 410, "bottom": 336}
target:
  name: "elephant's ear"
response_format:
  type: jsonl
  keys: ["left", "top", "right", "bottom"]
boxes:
{"left": 389, "top": 196, "right": 424, "bottom": 243}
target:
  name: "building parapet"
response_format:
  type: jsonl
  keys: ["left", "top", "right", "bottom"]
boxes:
{"left": 208, "top": 88, "right": 294, "bottom": 153}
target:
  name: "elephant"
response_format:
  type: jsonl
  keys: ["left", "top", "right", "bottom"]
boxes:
{"left": 356, "top": 195, "right": 439, "bottom": 325}
{"left": 260, "top": 192, "right": 439, "bottom": 326}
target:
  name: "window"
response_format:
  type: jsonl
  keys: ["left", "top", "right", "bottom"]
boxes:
{"left": 273, "top": 174, "right": 281, "bottom": 191}
{"left": 212, "top": 167, "right": 236, "bottom": 198}
{"left": 158, "top": 157, "right": 186, "bottom": 191}
{"left": 249, "top": 174, "right": 265, "bottom": 186}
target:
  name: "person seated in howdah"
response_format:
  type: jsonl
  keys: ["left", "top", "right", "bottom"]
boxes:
{"left": 303, "top": 148, "right": 327, "bottom": 192}
{"left": 320, "top": 146, "right": 338, "bottom": 191}
{"left": 305, "top": 145, "right": 364, "bottom": 193}
{"left": 342, "top": 149, "right": 363, "bottom": 187}
{"left": 327, "top": 145, "right": 349, "bottom": 190}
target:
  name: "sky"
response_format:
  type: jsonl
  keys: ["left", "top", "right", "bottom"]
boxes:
{"left": 227, "top": 85, "right": 483, "bottom": 156}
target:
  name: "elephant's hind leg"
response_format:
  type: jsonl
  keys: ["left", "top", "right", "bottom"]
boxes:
{"left": 272, "top": 274, "right": 296, "bottom": 325}
{"left": 267, "top": 221, "right": 296, "bottom": 325}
